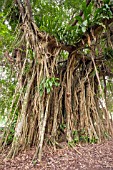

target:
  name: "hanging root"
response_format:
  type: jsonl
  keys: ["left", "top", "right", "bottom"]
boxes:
{"left": 1, "top": 3, "right": 113, "bottom": 161}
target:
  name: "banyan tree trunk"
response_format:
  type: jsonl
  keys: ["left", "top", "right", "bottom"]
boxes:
{"left": 1, "top": 0, "right": 113, "bottom": 161}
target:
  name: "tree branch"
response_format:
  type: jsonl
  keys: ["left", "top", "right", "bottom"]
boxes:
{"left": 60, "top": 18, "right": 113, "bottom": 53}
{"left": 71, "top": 0, "right": 91, "bottom": 26}
{"left": 25, "top": 0, "right": 33, "bottom": 21}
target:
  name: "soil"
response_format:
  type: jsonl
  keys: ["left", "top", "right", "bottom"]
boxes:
{"left": 0, "top": 139, "right": 113, "bottom": 170}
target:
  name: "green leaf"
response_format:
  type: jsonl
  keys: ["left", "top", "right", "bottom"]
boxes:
{"left": 82, "top": 1, "right": 87, "bottom": 11}
{"left": 103, "top": 0, "right": 110, "bottom": 4}
{"left": 86, "top": 2, "right": 93, "bottom": 15}
{"left": 49, "top": 81, "right": 53, "bottom": 87}
{"left": 75, "top": 16, "right": 83, "bottom": 23}
{"left": 47, "top": 88, "right": 51, "bottom": 94}
{"left": 82, "top": 20, "right": 88, "bottom": 27}
{"left": 82, "top": 26, "right": 86, "bottom": 33}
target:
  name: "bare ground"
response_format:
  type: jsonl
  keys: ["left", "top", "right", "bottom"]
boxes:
{"left": 0, "top": 139, "right": 113, "bottom": 170}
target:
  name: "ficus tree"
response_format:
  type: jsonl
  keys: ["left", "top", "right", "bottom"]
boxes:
{"left": 0, "top": 0, "right": 113, "bottom": 161}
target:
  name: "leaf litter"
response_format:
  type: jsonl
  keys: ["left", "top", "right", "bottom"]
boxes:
{"left": 0, "top": 139, "right": 113, "bottom": 170}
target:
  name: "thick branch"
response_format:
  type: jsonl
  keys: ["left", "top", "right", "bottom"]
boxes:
{"left": 25, "top": 0, "right": 33, "bottom": 21}
{"left": 16, "top": 0, "right": 25, "bottom": 21}
{"left": 60, "top": 18, "right": 113, "bottom": 53}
